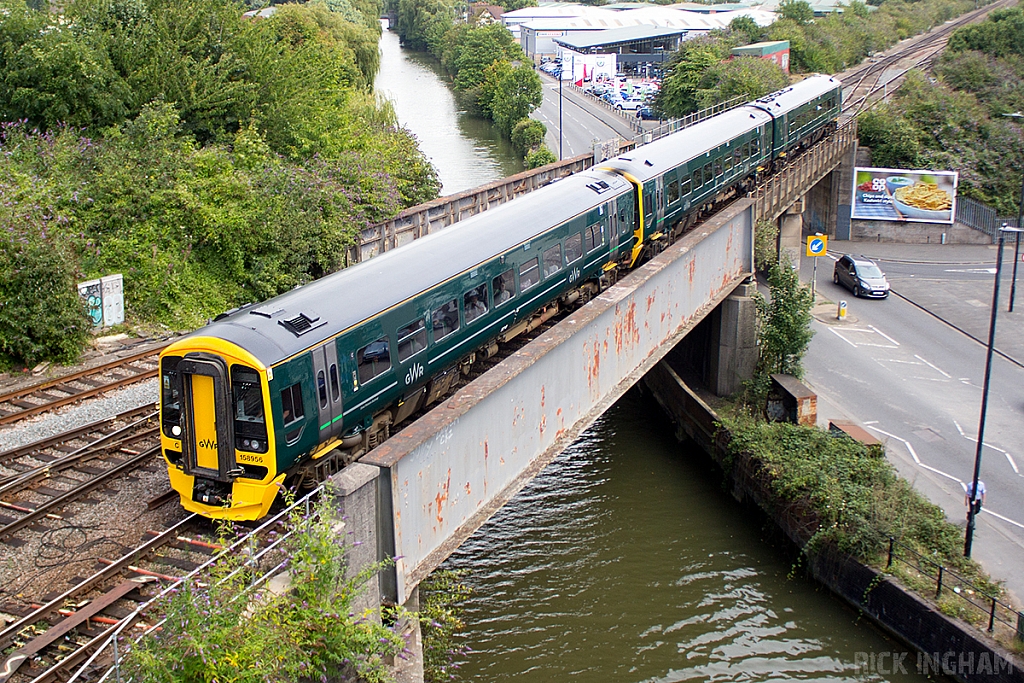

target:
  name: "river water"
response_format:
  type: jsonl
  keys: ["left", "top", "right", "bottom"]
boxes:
{"left": 375, "top": 21, "right": 523, "bottom": 195}
{"left": 374, "top": 32, "right": 930, "bottom": 683}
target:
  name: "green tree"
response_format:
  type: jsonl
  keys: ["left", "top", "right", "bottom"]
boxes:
{"left": 480, "top": 61, "right": 543, "bottom": 135}
{"left": 511, "top": 118, "right": 546, "bottom": 156}
{"left": 695, "top": 56, "right": 788, "bottom": 110}
{"left": 655, "top": 36, "right": 725, "bottom": 116}
{"left": 856, "top": 107, "right": 920, "bottom": 169}
{"left": 946, "top": 6, "right": 1024, "bottom": 59}
{"left": 779, "top": 0, "right": 814, "bottom": 25}
{"left": 526, "top": 145, "right": 557, "bottom": 168}
{"left": 751, "top": 257, "right": 814, "bottom": 398}
{"left": 396, "top": 0, "right": 457, "bottom": 51}
{"left": 728, "top": 15, "right": 764, "bottom": 44}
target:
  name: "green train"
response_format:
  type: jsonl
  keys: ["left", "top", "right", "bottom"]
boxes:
{"left": 159, "top": 75, "right": 842, "bottom": 520}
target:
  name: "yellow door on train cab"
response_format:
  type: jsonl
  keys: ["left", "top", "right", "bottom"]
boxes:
{"left": 190, "top": 373, "right": 220, "bottom": 471}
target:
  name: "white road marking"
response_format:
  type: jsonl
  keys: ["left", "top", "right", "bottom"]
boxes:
{"left": 869, "top": 427, "right": 1024, "bottom": 531}
{"left": 915, "top": 354, "right": 951, "bottom": 378}
{"left": 944, "top": 268, "right": 997, "bottom": 274}
{"left": 953, "top": 420, "right": 1020, "bottom": 475}
{"left": 878, "top": 358, "right": 923, "bottom": 366}
{"left": 869, "top": 325, "right": 901, "bottom": 346}
{"left": 829, "top": 327, "right": 859, "bottom": 348}
{"left": 864, "top": 420, "right": 878, "bottom": 425}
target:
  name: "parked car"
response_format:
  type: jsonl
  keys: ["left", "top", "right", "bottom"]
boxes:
{"left": 637, "top": 106, "right": 659, "bottom": 120}
{"left": 586, "top": 83, "right": 610, "bottom": 97}
{"left": 539, "top": 62, "right": 561, "bottom": 75}
{"left": 602, "top": 91, "right": 622, "bottom": 105}
{"left": 833, "top": 254, "right": 890, "bottom": 298}
{"left": 616, "top": 97, "right": 645, "bottom": 111}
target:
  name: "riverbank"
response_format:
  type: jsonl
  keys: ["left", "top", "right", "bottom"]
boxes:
{"left": 642, "top": 359, "right": 1024, "bottom": 683}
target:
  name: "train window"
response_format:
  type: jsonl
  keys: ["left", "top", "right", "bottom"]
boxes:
{"left": 543, "top": 244, "right": 562, "bottom": 278}
{"left": 713, "top": 158, "right": 723, "bottom": 176}
{"left": 584, "top": 223, "right": 602, "bottom": 252}
{"left": 692, "top": 169, "right": 701, "bottom": 188}
{"left": 667, "top": 179, "right": 679, "bottom": 204}
{"left": 493, "top": 269, "right": 515, "bottom": 305}
{"left": 680, "top": 178, "right": 691, "bottom": 196}
{"left": 232, "top": 367, "right": 267, "bottom": 452}
{"left": 702, "top": 163, "right": 712, "bottom": 184}
{"left": 161, "top": 356, "right": 181, "bottom": 437}
{"left": 431, "top": 299, "right": 459, "bottom": 340}
{"left": 742, "top": 142, "right": 750, "bottom": 159}
{"left": 357, "top": 338, "right": 392, "bottom": 384}
{"left": 398, "top": 319, "right": 427, "bottom": 361}
{"left": 733, "top": 148, "right": 743, "bottom": 166}
{"left": 724, "top": 154, "right": 733, "bottom": 174}
{"left": 317, "top": 370, "right": 328, "bottom": 408}
{"left": 520, "top": 258, "right": 540, "bottom": 292}
{"left": 329, "top": 364, "right": 340, "bottom": 401}
{"left": 565, "top": 233, "right": 583, "bottom": 263}
{"left": 281, "top": 382, "right": 304, "bottom": 426}
{"left": 752, "top": 137, "right": 760, "bottom": 156}
{"left": 464, "top": 284, "right": 489, "bottom": 323}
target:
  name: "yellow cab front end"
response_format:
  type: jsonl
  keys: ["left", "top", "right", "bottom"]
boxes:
{"left": 159, "top": 337, "right": 285, "bottom": 521}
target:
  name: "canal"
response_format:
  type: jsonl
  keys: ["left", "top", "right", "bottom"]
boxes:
{"left": 374, "top": 30, "right": 928, "bottom": 683}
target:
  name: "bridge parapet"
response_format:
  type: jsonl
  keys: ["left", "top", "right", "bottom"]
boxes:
{"left": 752, "top": 119, "right": 858, "bottom": 224}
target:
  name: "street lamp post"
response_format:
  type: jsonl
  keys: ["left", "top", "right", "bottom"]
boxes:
{"left": 1001, "top": 112, "right": 1024, "bottom": 312}
{"left": 964, "top": 225, "right": 1022, "bottom": 557}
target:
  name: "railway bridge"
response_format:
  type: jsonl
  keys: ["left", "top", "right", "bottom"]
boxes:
{"left": 334, "top": 122, "right": 858, "bottom": 678}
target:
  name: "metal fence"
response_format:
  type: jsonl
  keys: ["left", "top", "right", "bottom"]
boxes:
{"left": 633, "top": 95, "right": 748, "bottom": 146}
{"left": 66, "top": 487, "right": 325, "bottom": 683}
{"left": 956, "top": 196, "right": 1001, "bottom": 239}
{"left": 886, "top": 537, "right": 1024, "bottom": 640}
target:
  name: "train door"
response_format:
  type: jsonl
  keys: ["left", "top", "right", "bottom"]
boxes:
{"left": 311, "top": 341, "right": 344, "bottom": 443}
{"left": 178, "top": 353, "right": 235, "bottom": 482}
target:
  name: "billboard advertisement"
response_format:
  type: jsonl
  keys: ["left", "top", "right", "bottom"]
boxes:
{"left": 851, "top": 167, "right": 958, "bottom": 224}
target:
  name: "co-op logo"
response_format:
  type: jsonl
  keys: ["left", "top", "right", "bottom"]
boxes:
{"left": 198, "top": 438, "right": 218, "bottom": 450}
{"left": 405, "top": 362, "right": 424, "bottom": 385}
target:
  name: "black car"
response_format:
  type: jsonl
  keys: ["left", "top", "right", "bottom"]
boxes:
{"left": 637, "top": 106, "right": 659, "bottom": 120}
{"left": 833, "top": 254, "right": 890, "bottom": 298}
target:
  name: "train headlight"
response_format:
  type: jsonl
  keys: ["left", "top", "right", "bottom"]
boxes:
{"left": 172, "top": 425, "right": 181, "bottom": 437}
{"left": 251, "top": 440, "right": 260, "bottom": 451}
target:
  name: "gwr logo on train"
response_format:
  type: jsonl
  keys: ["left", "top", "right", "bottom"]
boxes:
{"left": 406, "top": 362, "right": 424, "bottom": 386}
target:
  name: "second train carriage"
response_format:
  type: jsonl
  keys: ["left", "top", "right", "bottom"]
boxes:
{"left": 159, "top": 75, "right": 843, "bottom": 520}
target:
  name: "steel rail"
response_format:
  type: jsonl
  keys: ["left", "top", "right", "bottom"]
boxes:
{"left": 0, "top": 446, "right": 159, "bottom": 541}
{"left": 0, "top": 344, "right": 166, "bottom": 426}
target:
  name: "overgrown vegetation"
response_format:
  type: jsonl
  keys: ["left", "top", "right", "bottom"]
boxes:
{"left": 657, "top": 0, "right": 992, "bottom": 117}
{"left": 0, "top": 0, "right": 440, "bottom": 369}
{"left": 419, "top": 569, "right": 472, "bottom": 683}
{"left": 393, "top": 0, "right": 554, "bottom": 164}
{"left": 722, "top": 417, "right": 995, "bottom": 591}
{"left": 748, "top": 256, "right": 815, "bottom": 401}
{"left": 857, "top": 7, "right": 1024, "bottom": 214}
{"left": 122, "top": 497, "right": 405, "bottom": 682}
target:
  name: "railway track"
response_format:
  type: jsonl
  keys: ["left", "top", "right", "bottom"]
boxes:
{"left": 0, "top": 514, "right": 216, "bottom": 683}
{"left": 0, "top": 344, "right": 167, "bottom": 427}
{"left": 840, "top": 0, "right": 1015, "bottom": 117}
{"left": 0, "top": 492, "right": 310, "bottom": 683}
{"left": 0, "top": 408, "right": 161, "bottom": 542}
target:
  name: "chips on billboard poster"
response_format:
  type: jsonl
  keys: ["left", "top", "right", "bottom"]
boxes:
{"left": 851, "top": 167, "right": 958, "bottom": 224}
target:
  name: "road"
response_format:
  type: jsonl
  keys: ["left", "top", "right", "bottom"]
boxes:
{"left": 532, "top": 73, "right": 639, "bottom": 160}
{"left": 802, "top": 246, "right": 1024, "bottom": 602}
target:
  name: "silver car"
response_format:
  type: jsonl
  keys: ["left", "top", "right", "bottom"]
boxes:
{"left": 833, "top": 254, "right": 890, "bottom": 299}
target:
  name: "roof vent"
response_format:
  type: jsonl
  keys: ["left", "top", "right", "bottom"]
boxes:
{"left": 278, "top": 312, "right": 324, "bottom": 336}
{"left": 586, "top": 180, "right": 612, "bottom": 194}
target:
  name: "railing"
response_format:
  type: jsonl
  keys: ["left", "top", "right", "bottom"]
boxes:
{"left": 66, "top": 487, "right": 327, "bottom": 683}
{"left": 956, "top": 196, "right": 1000, "bottom": 240}
{"left": 635, "top": 95, "right": 748, "bottom": 146}
{"left": 751, "top": 120, "right": 859, "bottom": 223}
{"left": 886, "top": 536, "right": 1024, "bottom": 641}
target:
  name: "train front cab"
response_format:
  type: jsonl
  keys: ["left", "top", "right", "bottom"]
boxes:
{"left": 160, "top": 338, "right": 285, "bottom": 520}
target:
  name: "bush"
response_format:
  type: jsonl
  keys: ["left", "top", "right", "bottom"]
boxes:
{"left": 510, "top": 118, "right": 546, "bottom": 157}
{"left": 122, "top": 495, "right": 405, "bottom": 683}
{"left": 749, "top": 257, "right": 814, "bottom": 400}
{"left": 525, "top": 145, "right": 557, "bottom": 169}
